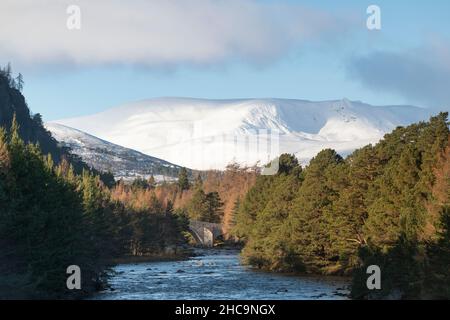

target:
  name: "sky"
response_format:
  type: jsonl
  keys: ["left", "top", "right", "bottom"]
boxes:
{"left": 1, "top": 0, "right": 449, "bottom": 121}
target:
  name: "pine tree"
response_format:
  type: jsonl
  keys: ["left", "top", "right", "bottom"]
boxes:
{"left": 0, "top": 127, "right": 11, "bottom": 235}
{"left": 0, "top": 128, "right": 10, "bottom": 169}
{"left": 289, "top": 149, "right": 343, "bottom": 272}
{"left": 231, "top": 174, "right": 274, "bottom": 241}
{"left": 10, "top": 114, "right": 22, "bottom": 147}
{"left": 15, "top": 73, "right": 24, "bottom": 91}
{"left": 178, "top": 167, "right": 189, "bottom": 191}
{"left": 278, "top": 153, "right": 300, "bottom": 175}
{"left": 243, "top": 172, "right": 303, "bottom": 271}
{"left": 187, "top": 186, "right": 208, "bottom": 221}
{"left": 229, "top": 198, "right": 241, "bottom": 231}
{"left": 232, "top": 113, "right": 449, "bottom": 298}
{"left": 205, "top": 191, "right": 224, "bottom": 223}
{"left": 425, "top": 205, "right": 450, "bottom": 298}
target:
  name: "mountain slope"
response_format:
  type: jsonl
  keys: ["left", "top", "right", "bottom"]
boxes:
{"left": 0, "top": 68, "right": 64, "bottom": 161}
{"left": 52, "top": 97, "right": 434, "bottom": 170}
{"left": 0, "top": 67, "right": 116, "bottom": 186}
{"left": 45, "top": 123, "right": 181, "bottom": 181}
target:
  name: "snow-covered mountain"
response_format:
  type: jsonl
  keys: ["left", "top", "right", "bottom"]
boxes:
{"left": 45, "top": 123, "right": 181, "bottom": 181}
{"left": 51, "top": 97, "right": 433, "bottom": 170}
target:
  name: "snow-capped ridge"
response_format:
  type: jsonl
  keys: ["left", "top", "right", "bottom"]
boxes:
{"left": 52, "top": 97, "right": 432, "bottom": 170}
{"left": 45, "top": 122, "right": 182, "bottom": 181}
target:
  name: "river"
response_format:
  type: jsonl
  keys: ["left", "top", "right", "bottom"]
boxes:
{"left": 93, "top": 249, "right": 350, "bottom": 300}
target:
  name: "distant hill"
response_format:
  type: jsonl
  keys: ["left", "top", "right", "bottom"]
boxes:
{"left": 45, "top": 123, "right": 182, "bottom": 182}
{"left": 55, "top": 97, "right": 434, "bottom": 170}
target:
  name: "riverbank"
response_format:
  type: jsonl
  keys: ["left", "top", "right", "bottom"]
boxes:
{"left": 111, "top": 248, "right": 194, "bottom": 265}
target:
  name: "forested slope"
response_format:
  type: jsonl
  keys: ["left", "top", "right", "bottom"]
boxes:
{"left": 0, "top": 65, "right": 115, "bottom": 186}
{"left": 0, "top": 68, "right": 188, "bottom": 299}
{"left": 233, "top": 113, "right": 450, "bottom": 299}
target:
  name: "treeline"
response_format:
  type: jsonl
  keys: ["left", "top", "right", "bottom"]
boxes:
{"left": 0, "top": 63, "right": 24, "bottom": 92}
{"left": 232, "top": 113, "right": 450, "bottom": 299}
{"left": 0, "top": 64, "right": 115, "bottom": 187}
{"left": 152, "top": 165, "right": 257, "bottom": 237}
{"left": 0, "top": 118, "right": 187, "bottom": 298}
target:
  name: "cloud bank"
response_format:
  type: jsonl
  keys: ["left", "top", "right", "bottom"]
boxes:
{"left": 347, "top": 40, "right": 450, "bottom": 109}
{"left": 0, "top": 0, "right": 349, "bottom": 67}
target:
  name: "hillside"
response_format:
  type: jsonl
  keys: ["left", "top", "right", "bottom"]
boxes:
{"left": 45, "top": 123, "right": 182, "bottom": 181}
{"left": 0, "top": 66, "right": 114, "bottom": 186}
{"left": 0, "top": 67, "right": 64, "bottom": 161}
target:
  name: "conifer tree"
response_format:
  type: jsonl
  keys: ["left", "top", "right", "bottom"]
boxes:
{"left": 187, "top": 186, "right": 208, "bottom": 221}
{"left": 0, "top": 128, "right": 10, "bottom": 169}
{"left": 15, "top": 73, "right": 24, "bottom": 91}
{"left": 288, "top": 149, "right": 343, "bottom": 272}
{"left": 178, "top": 167, "right": 189, "bottom": 191}
{"left": 205, "top": 191, "right": 224, "bottom": 223}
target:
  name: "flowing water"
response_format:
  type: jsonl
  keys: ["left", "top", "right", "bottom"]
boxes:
{"left": 93, "top": 249, "right": 350, "bottom": 300}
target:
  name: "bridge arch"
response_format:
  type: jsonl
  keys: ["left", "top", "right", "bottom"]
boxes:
{"left": 188, "top": 220, "right": 223, "bottom": 247}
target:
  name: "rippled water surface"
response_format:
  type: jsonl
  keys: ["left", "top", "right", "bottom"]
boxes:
{"left": 93, "top": 249, "right": 350, "bottom": 300}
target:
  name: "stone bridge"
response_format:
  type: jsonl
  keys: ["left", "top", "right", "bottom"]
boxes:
{"left": 189, "top": 220, "right": 223, "bottom": 247}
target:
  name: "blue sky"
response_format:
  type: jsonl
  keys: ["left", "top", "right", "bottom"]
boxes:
{"left": 1, "top": 0, "right": 449, "bottom": 120}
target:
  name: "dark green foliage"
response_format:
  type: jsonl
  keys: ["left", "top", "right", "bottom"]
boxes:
{"left": 289, "top": 149, "right": 343, "bottom": 272}
{"left": 278, "top": 153, "right": 300, "bottom": 175}
{"left": 423, "top": 202, "right": 450, "bottom": 298}
{"left": 242, "top": 170, "right": 304, "bottom": 271}
{"left": 127, "top": 199, "right": 184, "bottom": 256}
{"left": 0, "top": 66, "right": 65, "bottom": 164}
{"left": 0, "top": 119, "right": 92, "bottom": 297}
{"left": 0, "top": 65, "right": 114, "bottom": 186}
{"left": 0, "top": 69, "right": 188, "bottom": 297}
{"left": 15, "top": 73, "right": 24, "bottom": 92}
{"left": 233, "top": 114, "right": 450, "bottom": 298}
{"left": 178, "top": 167, "right": 190, "bottom": 191}
{"left": 231, "top": 175, "right": 276, "bottom": 241}
{"left": 187, "top": 185, "right": 224, "bottom": 223}
{"left": 0, "top": 121, "right": 188, "bottom": 298}
{"left": 131, "top": 176, "right": 151, "bottom": 189}
{"left": 205, "top": 192, "right": 224, "bottom": 223}
{"left": 351, "top": 236, "right": 423, "bottom": 299}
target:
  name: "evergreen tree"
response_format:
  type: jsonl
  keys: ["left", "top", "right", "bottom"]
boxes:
{"left": 0, "top": 128, "right": 10, "bottom": 236}
{"left": 15, "top": 73, "right": 24, "bottom": 91}
{"left": 178, "top": 167, "right": 189, "bottom": 191}
{"left": 0, "top": 121, "right": 97, "bottom": 295}
{"left": 288, "top": 149, "right": 343, "bottom": 272}
{"left": 230, "top": 114, "right": 449, "bottom": 297}
{"left": 232, "top": 175, "right": 275, "bottom": 241}
{"left": 187, "top": 186, "right": 208, "bottom": 221}
{"left": 205, "top": 191, "right": 224, "bottom": 223}
{"left": 326, "top": 145, "right": 380, "bottom": 271}
{"left": 0, "top": 128, "right": 9, "bottom": 169}
{"left": 278, "top": 153, "right": 300, "bottom": 175}
{"left": 425, "top": 205, "right": 450, "bottom": 298}
{"left": 242, "top": 172, "right": 303, "bottom": 271}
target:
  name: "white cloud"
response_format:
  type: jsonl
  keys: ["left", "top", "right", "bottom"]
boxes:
{"left": 347, "top": 39, "right": 450, "bottom": 109}
{"left": 0, "top": 0, "right": 349, "bottom": 67}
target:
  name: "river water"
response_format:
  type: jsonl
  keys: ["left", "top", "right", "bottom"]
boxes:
{"left": 93, "top": 249, "right": 350, "bottom": 300}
